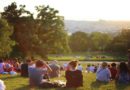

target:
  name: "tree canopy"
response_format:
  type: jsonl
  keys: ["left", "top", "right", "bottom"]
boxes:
{"left": 0, "top": 19, "right": 15, "bottom": 57}
{"left": 1, "top": 2, "right": 70, "bottom": 59}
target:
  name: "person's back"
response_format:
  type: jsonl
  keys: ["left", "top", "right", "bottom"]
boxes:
{"left": 96, "top": 62, "right": 111, "bottom": 83}
{"left": 77, "top": 64, "right": 83, "bottom": 71}
{"left": 0, "top": 63, "right": 4, "bottom": 74}
{"left": 0, "top": 79, "right": 6, "bottom": 90}
{"left": 65, "top": 70, "right": 83, "bottom": 87}
{"left": 117, "top": 72, "right": 130, "bottom": 84}
{"left": 65, "top": 60, "right": 83, "bottom": 87}
{"left": 110, "top": 63, "right": 117, "bottom": 80}
{"left": 21, "top": 63, "right": 28, "bottom": 77}
{"left": 49, "top": 64, "right": 60, "bottom": 78}
{"left": 29, "top": 67, "right": 46, "bottom": 86}
{"left": 116, "top": 62, "right": 130, "bottom": 84}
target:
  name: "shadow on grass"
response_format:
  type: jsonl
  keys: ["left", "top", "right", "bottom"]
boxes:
{"left": 0, "top": 75, "right": 23, "bottom": 80}
{"left": 115, "top": 83, "right": 129, "bottom": 90}
{"left": 15, "top": 86, "right": 80, "bottom": 90}
{"left": 90, "top": 81, "right": 108, "bottom": 90}
{"left": 14, "top": 85, "right": 30, "bottom": 90}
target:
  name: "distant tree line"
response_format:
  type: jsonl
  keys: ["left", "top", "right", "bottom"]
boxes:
{"left": 69, "top": 29, "right": 130, "bottom": 54}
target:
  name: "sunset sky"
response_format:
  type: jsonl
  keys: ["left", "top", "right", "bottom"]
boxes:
{"left": 0, "top": 0, "right": 130, "bottom": 21}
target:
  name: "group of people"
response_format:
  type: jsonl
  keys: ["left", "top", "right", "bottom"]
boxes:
{"left": 0, "top": 57, "right": 130, "bottom": 89}
{"left": 20, "top": 59, "right": 83, "bottom": 88}
{"left": 20, "top": 58, "right": 130, "bottom": 88}
{"left": 0, "top": 58, "right": 20, "bottom": 75}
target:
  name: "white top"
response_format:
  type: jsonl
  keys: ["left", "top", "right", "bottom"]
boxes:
{"left": 77, "top": 65, "right": 83, "bottom": 71}
{"left": 0, "top": 80, "right": 6, "bottom": 90}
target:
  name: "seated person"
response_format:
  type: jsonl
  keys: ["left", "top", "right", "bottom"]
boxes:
{"left": 109, "top": 63, "right": 117, "bottom": 80}
{"left": 28, "top": 60, "right": 52, "bottom": 87}
{"left": 0, "top": 79, "right": 6, "bottom": 90}
{"left": 21, "top": 59, "right": 32, "bottom": 77}
{"left": 65, "top": 60, "right": 83, "bottom": 87}
{"left": 77, "top": 64, "right": 83, "bottom": 71}
{"left": 49, "top": 60, "right": 60, "bottom": 78}
{"left": 0, "top": 59, "right": 5, "bottom": 74}
{"left": 96, "top": 62, "right": 111, "bottom": 83}
{"left": 116, "top": 62, "right": 130, "bottom": 84}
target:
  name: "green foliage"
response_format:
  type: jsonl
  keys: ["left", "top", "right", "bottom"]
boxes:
{"left": 69, "top": 31, "right": 112, "bottom": 52}
{"left": 69, "top": 31, "right": 89, "bottom": 52}
{"left": 90, "top": 32, "right": 112, "bottom": 51}
{"left": 1, "top": 2, "right": 70, "bottom": 58}
{"left": 0, "top": 19, "right": 15, "bottom": 57}
{"left": 109, "top": 29, "right": 130, "bottom": 53}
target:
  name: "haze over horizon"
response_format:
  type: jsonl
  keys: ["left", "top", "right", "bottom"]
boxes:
{"left": 1, "top": 0, "right": 130, "bottom": 21}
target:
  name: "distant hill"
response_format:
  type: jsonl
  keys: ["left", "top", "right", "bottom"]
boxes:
{"left": 64, "top": 20, "right": 130, "bottom": 34}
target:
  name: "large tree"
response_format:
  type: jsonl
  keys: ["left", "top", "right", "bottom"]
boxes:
{"left": 1, "top": 2, "right": 70, "bottom": 59}
{"left": 0, "top": 19, "right": 15, "bottom": 57}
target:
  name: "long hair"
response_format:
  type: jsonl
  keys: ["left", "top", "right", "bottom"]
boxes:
{"left": 119, "top": 62, "right": 129, "bottom": 73}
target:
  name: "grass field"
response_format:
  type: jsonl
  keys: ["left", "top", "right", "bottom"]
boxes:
{"left": 48, "top": 52, "right": 127, "bottom": 61}
{"left": 1, "top": 71, "right": 130, "bottom": 90}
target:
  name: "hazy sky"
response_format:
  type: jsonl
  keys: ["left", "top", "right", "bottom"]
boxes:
{"left": 0, "top": 0, "right": 130, "bottom": 21}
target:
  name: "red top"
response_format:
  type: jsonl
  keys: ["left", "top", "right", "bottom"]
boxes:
{"left": 110, "top": 67, "right": 117, "bottom": 79}
{"left": 65, "top": 70, "right": 83, "bottom": 87}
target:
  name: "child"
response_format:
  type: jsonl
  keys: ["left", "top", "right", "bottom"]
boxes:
{"left": 65, "top": 60, "right": 83, "bottom": 87}
{"left": 96, "top": 62, "right": 111, "bottom": 83}
{"left": 110, "top": 63, "right": 117, "bottom": 80}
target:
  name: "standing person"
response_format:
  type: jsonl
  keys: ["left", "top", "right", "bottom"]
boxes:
{"left": 65, "top": 60, "right": 83, "bottom": 87}
{"left": 96, "top": 62, "right": 111, "bottom": 83}
{"left": 116, "top": 62, "right": 130, "bottom": 84}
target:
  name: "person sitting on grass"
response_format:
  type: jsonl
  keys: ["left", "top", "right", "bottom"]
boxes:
{"left": 0, "top": 79, "right": 6, "bottom": 90}
{"left": 116, "top": 62, "right": 130, "bottom": 84}
{"left": 21, "top": 59, "right": 32, "bottom": 77}
{"left": 96, "top": 62, "right": 111, "bottom": 83}
{"left": 77, "top": 64, "right": 83, "bottom": 71}
{"left": 0, "top": 59, "right": 5, "bottom": 74}
{"left": 65, "top": 60, "right": 83, "bottom": 87}
{"left": 29, "top": 60, "right": 64, "bottom": 88}
{"left": 109, "top": 63, "right": 117, "bottom": 80}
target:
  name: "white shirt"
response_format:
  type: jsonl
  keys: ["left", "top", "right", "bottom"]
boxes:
{"left": 77, "top": 65, "right": 83, "bottom": 71}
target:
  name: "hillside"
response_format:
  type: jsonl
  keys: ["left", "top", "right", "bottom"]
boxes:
{"left": 65, "top": 20, "right": 130, "bottom": 33}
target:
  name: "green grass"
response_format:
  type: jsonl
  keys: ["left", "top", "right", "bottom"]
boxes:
{"left": 1, "top": 72, "right": 130, "bottom": 90}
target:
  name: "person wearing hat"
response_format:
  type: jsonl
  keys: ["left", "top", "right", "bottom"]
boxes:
{"left": 96, "top": 62, "right": 111, "bottom": 83}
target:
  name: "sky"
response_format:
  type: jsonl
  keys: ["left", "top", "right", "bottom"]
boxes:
{"left": 0, "top": 0, "right": 130, "bottom": 21}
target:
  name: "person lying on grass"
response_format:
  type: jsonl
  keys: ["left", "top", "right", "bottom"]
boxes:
{"left": 65, "top": 60, "right": 83, "bottom": 87}
{"left": 96, "top": 62, "right": 111, "bottom": 83}
{"left": 28, "top": 60, "right": 64, "bottom": 88}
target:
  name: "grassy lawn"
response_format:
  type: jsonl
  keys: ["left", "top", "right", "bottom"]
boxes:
{"left": 1, "top": 72, "right": 130, "bottom": 90}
